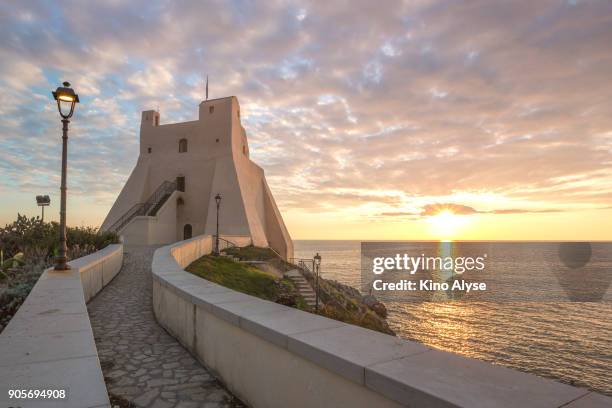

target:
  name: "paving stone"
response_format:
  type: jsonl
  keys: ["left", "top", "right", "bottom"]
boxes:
{"left": 175, "top": 402, "right": 199, "bottom": 408}
{"left": 87, "top": 246, "right": 244, "bottom": 407}
{"left": 148, "top": 378, "right": 179, "bottom": 387}
{"left": 151, "top": 399, "right": 174, "bottom": 408}
{"left": 133, "top": 388, "right": 159, "bottom": 406}
{"left": 134, "top": 368, "right": 146, "bottom": 377}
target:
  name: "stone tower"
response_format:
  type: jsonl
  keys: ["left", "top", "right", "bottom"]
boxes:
{"left": 100, "top": 96, "right": 293, "bottom": 260}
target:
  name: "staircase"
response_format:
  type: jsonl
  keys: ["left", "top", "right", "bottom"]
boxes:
{"left": 107, "top": 181, "right": 177, "bottom": 233}
{"left": 285, "top": 269, "right": 317, "bottom": 308}
{"left": 148, "top": 193, "right": 171, "bottom": 216}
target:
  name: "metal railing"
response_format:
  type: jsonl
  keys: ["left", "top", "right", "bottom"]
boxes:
{"left": 267, "top": 246, "right": 284, "bottom": 260}
{"left": 215, "top": 236, "right": 237, "bottom": 252}
{"left": 290, "top": 258, "right": 316, "bottom": 277}
{"left": 107, "top": 180, "right": 177, "bottom": 233}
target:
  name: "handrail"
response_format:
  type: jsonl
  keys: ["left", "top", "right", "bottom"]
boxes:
{"left": 267, "top": 245, "right": 284, "bottom": 260}
{"left": 107, "top": 180, "right": 177, "bottom": 233}
{"left": 290, "top": 257, "right": 315, "bottom": 276}
{"left": 215, "top": 236, "right": 237, "bottom": 252}
{"left": 107, "top": 202, "right": 144, "bottom": 233}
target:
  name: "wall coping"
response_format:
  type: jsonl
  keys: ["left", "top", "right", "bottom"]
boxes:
{"left": 152, "top": 235, "right": 611, "bottom": 408}
{"left": 0, "top": 244, "right": 123, "bottom": 408}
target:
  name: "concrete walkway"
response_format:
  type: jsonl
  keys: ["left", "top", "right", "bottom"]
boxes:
{"left": 87, "top": 246, "right": 243, "bottom": 408}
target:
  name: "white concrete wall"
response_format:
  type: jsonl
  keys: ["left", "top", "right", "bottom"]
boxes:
{"left": 152, "top": 236, "right": 609, "bottom": 408}
{"left": 120, "top": 192, "right": 182, "bottom": 245}
{"left": 76, "top": 244, "right": 125, "bottom": 302}
{"left": 0, "top": 244, "right": 123, "bottom": 408}
{"left": 120, "top": 215, "right": 151, "bottom": 245}
{"left": 100, "top": 158, "right": 149, "bottom": 232}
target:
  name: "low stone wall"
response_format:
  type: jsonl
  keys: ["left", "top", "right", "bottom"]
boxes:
{"left": 0, "top": 244, "right": 123, "bottom": 408}
{"left": 152, "top": 235, "right": 610, "bottom": 408}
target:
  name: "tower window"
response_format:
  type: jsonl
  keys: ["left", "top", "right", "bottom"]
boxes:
{"left": 243, "top": 145, "right": 246, "bottom": 155}
{"left": 176, "top": 176, "right": 185, "bottom": 192}
{"left": 148, "top": 147, "right": 152, "bottom": 154}
{"left": 179, "top": 138, "right": 188, "bottom": 153}
{"left": 209, "top": 106, "right": 214, "bottom": 114}
{"left": 215, "top": 138, "right": 219, "bottom": 143}
{"left": 155, "top": 115, "right": 159, "bottom": 126}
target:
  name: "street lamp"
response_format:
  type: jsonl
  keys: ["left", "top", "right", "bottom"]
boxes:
{"left": 314, "top": 252, "right": 322, "bottom": 312}
{"left": 52, "top": 81, "right": 79, "bottom": 270}
{"left": 36, "top": 195, "right": 50, "bottom": 223}
{"left": 214, "top": 193, "right": 222, "bottom": 255}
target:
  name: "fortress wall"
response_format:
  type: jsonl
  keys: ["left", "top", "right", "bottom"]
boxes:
{"left": 229, "top": 98, "right": 293, "bottom": 256}
{"left": 204, "top": 157, "right": 252, "bottom": 238}
{"left": 232, "top": 157, "right": 268, "bottom": 247}
{"left": 263, "top": 178, "right": 294, "bottom": 260}
{"left": 0, "top": 244, "right": 123, "bottom": 408}
{"left": 120, "top": 192, "right": 183, "bottom": 245}
{"left": 100, "top": 156, "right": 150, "bottom": 231}
{"left": 152, "top": 235, "right": 609, "bottom": 408}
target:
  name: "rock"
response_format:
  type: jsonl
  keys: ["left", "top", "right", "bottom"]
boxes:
{"left": 362, "top": 295, "right": 378, "bottom": 307}
{"left": 371, "top": 302, "right": 388, "bottom": 318}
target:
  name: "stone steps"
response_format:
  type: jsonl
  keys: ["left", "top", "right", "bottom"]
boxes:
{"left": 285, "top": 269, "right": 318, "bottom": 308}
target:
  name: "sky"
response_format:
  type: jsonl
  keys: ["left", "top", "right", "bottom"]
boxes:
{"left": 1, "top": 0, "right": 611, "bottom": 240}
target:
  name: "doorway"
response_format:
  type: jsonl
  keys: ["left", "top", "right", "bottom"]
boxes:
{"left": 183, "top": 224, "right": 192, "bottom": 240}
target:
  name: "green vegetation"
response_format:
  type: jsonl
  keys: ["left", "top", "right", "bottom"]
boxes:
{"left": 0, "top": 214, "right": 119, "bottom": 333}
{"left": 223, "top": 246, "right": 293, "bottom": 272}
{"left": 318, "top": 286, "right": 395, "bottom": 335}
{"left": 187, "top": 245, "right": 395, "bottom": 336}
{"left": 223, "top": 246, "right": 277, "bottom": 261}
{"left": 186, "top": 255, "right": 278, "bottom": 300}
{"left": 0, "top": 214, "right": 118, "bottom": 263}
{"left": 186, "top": 254, "right": 309, "bottom": 310}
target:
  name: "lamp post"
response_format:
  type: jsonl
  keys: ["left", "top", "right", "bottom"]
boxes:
{"left": 52, "top": 82, "right": 79, "bottom": 271}
{"left": 214, "top": 193, "right": 221, "bottom": 255}
{"left": 36, "top": 195, "right": 50, "bottom": 223}
{"left": 314, "top": 252, "right": 321, "bottom": 313}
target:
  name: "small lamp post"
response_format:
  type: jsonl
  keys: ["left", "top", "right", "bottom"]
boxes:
{"left": 52, "top": 82, "right": 79, "bottom": 270}
{"left": 36, "top": 195, "right": 51, "bottom": 223}
{"left": 314, "top": 252, "right": 322, "bottom": 312}
{"left": 214, "top": 193, "right": 222, "bottom": 255}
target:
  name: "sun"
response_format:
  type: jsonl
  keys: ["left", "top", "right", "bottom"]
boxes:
{"left": 427, "top": 210, "right": 469, "bottom": 239}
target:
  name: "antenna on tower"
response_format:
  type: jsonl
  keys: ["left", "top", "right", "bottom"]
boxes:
{"left": 205, "top": 75, "right": 209, "bottom": 101}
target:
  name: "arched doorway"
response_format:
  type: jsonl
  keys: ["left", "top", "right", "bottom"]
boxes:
{"left": 183, "top": 224, "right": 192, "bottom": 240}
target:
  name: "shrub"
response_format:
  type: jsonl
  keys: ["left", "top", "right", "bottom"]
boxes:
{"left": 0, "top": 213, "right": 119, "bottom": 267}
{"left": 0, "top": 214, "right": 120, "bottom": 333}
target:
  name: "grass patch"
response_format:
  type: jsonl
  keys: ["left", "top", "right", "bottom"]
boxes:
{"left": 186, "top": 254, "right": 310, "bottom": 311}
{"left": 223, "top": 246, "right": 277, "bottom": 261}
{"left": 223, "top": 246, "right": 293, "bottom": 272}
{"left": 186, "top": 255, "right": 279, "bottom": 301}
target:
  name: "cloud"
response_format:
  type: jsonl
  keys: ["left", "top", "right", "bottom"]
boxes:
{"left": 1, "top": 0, "right": 612, "bottom": 228}
{"left": 380, "top": 202, "right": 566, "bottom": 218}
{"left": 421, "top": 203, "right": 479, "bottom": 216}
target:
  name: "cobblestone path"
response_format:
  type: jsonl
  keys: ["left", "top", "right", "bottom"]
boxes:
{"left": 88, "top": 246, "right": 243, "bottom": 408}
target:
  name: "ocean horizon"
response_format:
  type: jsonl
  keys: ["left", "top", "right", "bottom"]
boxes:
{"left": 294, "top": 239, "right": 612, "bottom": 396}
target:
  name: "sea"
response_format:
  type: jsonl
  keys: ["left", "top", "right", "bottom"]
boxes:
{"left": 294, "top": 240, "right": 612, "bottom": 396}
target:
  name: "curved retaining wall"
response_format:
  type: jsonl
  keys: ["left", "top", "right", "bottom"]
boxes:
{"left": 152, "top": 235, "right": 610, "bottom": 408}
{"left": 0, "top": 244, "right": 123, "bottom": 408}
